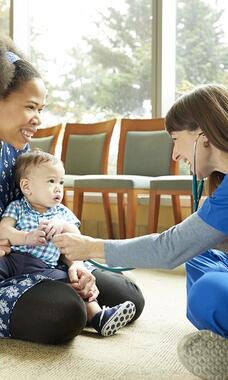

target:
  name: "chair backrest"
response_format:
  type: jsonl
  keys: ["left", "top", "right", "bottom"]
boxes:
{"left": 61, "top": 119, "right": 116, "bottom": 175}
{"left": 117, "top": 118, "right": 178, "bottom": 176}
{"left": 30, "top": 124, "right": 62, "bottom": 155}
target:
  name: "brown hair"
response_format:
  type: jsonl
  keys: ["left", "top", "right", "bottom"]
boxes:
{"left": 0, "top": 36, "right": 41, "bottom": 99}
{"left": 15, "top": 149, "right": 63, "bottom": 187}
{"left": 165, "top": 84, "right": 228, "bottom": 193}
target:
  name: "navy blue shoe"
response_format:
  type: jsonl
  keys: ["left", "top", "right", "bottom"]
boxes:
{"left": 91, "top": 301, "right": 136, "bottom": 337}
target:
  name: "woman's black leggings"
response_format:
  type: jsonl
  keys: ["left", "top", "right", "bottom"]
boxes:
{"left": 10, "top": 270, "right": 145, "bottom": 345}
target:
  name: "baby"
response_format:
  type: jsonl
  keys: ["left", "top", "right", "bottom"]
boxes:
{"left": 0, "top": 149, "right": 136, "bottom": 336}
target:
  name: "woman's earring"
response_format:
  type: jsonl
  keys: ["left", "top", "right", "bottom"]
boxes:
{"left": 203, "top": 141, "right": 209, "bottom": 148}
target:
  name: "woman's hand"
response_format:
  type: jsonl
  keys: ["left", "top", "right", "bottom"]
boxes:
{"left": 52, "top": 233, "right": 104, "bottom": 261}
{"left": 68, "top": 262, "right": 99, "bottom": 302}
{"left": 0, "top": 239, "right": 11, "bottom": 257}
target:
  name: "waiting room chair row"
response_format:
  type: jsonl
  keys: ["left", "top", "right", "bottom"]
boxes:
{"left": 30, "top": 119, "right": 193, "bottom": 239}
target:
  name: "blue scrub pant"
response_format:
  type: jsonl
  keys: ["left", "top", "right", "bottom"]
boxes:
{"left": 186, "top": 249, "right": 228, "bottom": 338}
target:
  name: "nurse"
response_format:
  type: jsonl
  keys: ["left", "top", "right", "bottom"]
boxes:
{"left": 53, "top": 84, "right": 228, "bottom": 379}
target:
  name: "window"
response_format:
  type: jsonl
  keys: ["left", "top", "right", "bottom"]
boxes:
{"left": 11, "top": 0, "right": 228, "bottom": 174}
{"left": 0, "top": 0, "right": 11, "bottom": 36}
{"left": 176, "top": 0, "right": 228, "bottom": 95}
{"left": 175, "top": 0, "right": 228, "bottom": 173}
{"left": 13, "top": 0, "right": 153, "bottom": 125}
{"left": 13, "top": 0, "right": 154, "bottom": 173}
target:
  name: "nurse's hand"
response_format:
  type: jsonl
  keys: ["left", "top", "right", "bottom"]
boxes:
{"left": 0, "top": 239, "right": 11, "bottom": 256}
{"left": 52, "top": 233, "right": 105, "bottom": 261}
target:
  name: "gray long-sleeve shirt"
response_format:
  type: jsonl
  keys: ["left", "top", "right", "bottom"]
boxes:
{"left": 104, "top": 174, "right": 228, "bottom": 270}
{"left": 104, "top": 213, "right": 226, "bottom": 269}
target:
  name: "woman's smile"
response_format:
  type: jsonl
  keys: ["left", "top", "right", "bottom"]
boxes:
{"left": 21, "top": 128, "right": 37, "bottom": 144}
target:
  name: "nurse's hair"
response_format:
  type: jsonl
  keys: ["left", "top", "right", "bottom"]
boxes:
{"left": 15, "top": 149, "right": 64, "bottom": 187}
{"left": 165, "top": 84, "right": 228, "bottom": 193}
{"left": 0, "top": 36, "right": 41, "bottom": 99}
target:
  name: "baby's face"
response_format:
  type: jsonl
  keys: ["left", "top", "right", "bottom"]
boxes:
{"left": 25, "top": 161, "right": 65, "bottom": 213}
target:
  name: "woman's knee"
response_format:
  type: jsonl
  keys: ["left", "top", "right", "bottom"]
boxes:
{"left": 10, "top": 280, "right": 87, "bottom": 345}
{"left": 94, "top": 270, "right": 145, "bottom": 321}
{"left": 187, "top": 272, "right": 228, "bottom": 335}
{"left": 124, "top": 278, "right": 145, "bottom": 321}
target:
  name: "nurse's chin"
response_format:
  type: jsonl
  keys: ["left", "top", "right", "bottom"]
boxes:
{"left": 196, "top": 171, "right": 207, "bottom": 180}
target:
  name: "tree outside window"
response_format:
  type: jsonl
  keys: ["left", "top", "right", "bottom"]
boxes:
{"left": 12, "top": 0, "right": 228, "bottom": 173}
{"left": 0, "top": 0, "right": 10, "bottom": 36}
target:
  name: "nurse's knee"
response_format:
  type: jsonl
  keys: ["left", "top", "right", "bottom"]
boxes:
{"left": 187, "top": 272, "right": 225, "bottom": 323}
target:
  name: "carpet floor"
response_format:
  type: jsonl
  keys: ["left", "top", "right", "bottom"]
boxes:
{"left": 0, "top": 269, "right": 198, "bottom": 380}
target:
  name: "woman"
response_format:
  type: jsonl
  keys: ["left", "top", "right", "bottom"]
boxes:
{"left": 0, "top": 36, "right": 144, "bottom": 344}
{"left": 53, "top": 84, "right": 228, "bottom": 379}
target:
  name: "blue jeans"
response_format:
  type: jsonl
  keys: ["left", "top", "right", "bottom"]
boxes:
{"left": 186, "top": 249, "right": 228, "bottom": 338}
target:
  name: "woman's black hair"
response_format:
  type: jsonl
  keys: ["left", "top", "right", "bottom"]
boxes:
{"left": 0, "top": 36, "right": 41, "bottom": 99}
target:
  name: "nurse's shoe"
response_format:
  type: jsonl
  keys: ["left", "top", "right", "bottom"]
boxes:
{"left": 177, "top": 330, "right": 228, "bottom": 380}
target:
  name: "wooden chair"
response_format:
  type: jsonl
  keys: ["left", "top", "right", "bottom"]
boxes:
{"left": 148, "top": 175, "right": 193, "bottom": 233}
{"left": 61, "top": 119, "right": 116, "bottom": 238}
{"left": 30, "top": 124, "right": 62, "bottom": 155}
{"left": 73, "top": 118, "right": 184, "bottom": 238}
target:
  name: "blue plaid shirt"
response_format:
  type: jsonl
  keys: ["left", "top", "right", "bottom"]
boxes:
{"left": 0, "top": 142, "right": 95, "bottom": 338}
{"left": 2, "top": 197, "right": 81, "bottom": 267}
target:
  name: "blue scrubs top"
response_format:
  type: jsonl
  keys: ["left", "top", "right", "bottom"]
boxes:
{"left": 198, "top": 174, "right": 228, "bottom": 234}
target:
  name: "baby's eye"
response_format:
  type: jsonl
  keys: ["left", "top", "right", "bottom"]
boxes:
{"left": 60, "top": 180, "right": 64, "bottom": 185}
{"left": 49, "top": 179, "right": 55, "bottom": 183}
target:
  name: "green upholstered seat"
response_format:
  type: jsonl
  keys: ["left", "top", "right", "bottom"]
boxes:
{"left": 29, "top": 124, "right": 62, "bottom": 155}
{"left": 149, "top": 175, "right": 192, "bottom": 190}
{"left": 61, "top": 120, "right": 116, "bottom": 238}
{"left": 74, "top": 175, "right": 153, "bottom": 189}
{"left": 73, "top": 118, "right": 178, "bottom": 238}
{"left": 30, "top": 136, "right": 54, "bottom": 153}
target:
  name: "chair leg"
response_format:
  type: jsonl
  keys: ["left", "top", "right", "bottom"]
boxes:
{"left": 73, "top": 190, "right": 84, "bottom": 220}
{"left": 117, "top": 193, "right": 126, "bottom": 239}
{"left": 102, "top": 193, "right": 114, "bottom": 239}
{"left": 172, "top": 195, "right": 182, "bottom": 225}
{"left": 126, "top": 190, "right": 137, "bottom": 238}
{"left": 148, "top": 192, "right": 160, "bottom": 233}
{"left": 62, "top": 189, "right": 67, "bottom": 206}
{"left": 190, "top": 195, "right": 194, "bottom": 213}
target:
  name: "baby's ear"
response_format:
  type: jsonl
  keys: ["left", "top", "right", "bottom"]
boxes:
{"left": 20, "top": 178, "right": 31, "bottom": 195}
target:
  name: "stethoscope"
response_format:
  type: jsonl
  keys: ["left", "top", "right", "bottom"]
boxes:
{"left": 192, "top": 133, "right": 204, "bottom": 212}
{"left": 88, "top": 132, "right": 204, "bottom": 272}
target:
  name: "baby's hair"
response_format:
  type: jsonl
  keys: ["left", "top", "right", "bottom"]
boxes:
{"left": 15, "top": 149, "right": 63, "bottom": 187}
{"left": 0, "top": 36, "right": 41, "bottom": 99}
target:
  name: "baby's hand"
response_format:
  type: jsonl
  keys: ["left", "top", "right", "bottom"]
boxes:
{"left": 39, "top": 220, "right": 64, "bottom": 240}
{"left": 25, "top": 229, "right": 46, "bottom": 246}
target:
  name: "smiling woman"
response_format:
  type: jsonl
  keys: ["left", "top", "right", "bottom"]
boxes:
{"left": 53, "top": 84, "right": 228, "bottom": 379}
{"left": 0, "top": 35, "right": 145, "bottom": 345}
{"left": 0, "top": 36, "right": 84, "bottom": 344}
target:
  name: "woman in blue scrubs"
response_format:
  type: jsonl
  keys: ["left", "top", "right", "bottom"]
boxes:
{"left": 54, "top": 84, "right": 228, "bottom": 379}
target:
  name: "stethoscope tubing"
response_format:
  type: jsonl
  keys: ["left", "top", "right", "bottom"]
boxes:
{"left": 87, "top": 258, "right": 134, "bottom": 272}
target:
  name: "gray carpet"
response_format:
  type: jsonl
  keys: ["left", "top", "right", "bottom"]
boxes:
{"left": 0, "top": 270, "right": 198, "bottom": 380}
